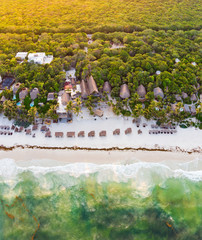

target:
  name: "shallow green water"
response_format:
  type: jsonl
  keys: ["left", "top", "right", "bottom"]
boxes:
{"left": 0, "top": 159, "right": 202, "bottom": 240}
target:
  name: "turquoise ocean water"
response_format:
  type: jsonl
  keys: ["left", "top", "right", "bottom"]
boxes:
{"left": 0, "top": 157, "right": 202, "bottom": 240}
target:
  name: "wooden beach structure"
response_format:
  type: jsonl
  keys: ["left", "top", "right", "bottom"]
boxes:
{"left": 125, "top": 128, "right": 132, "bottom": 135}
{"left": 55, "top": 132, "right": 64, "bottom": 138}
{"left": 88, "top": 131, "right": 95, "bottom": 137}
{"left": 99, "top": 130, "right": 106, "bottom": 137}
{"left": 67, "top": 132, "right": 75, "bottom": 138}
{"left": 78, "top": 131, "right": 85, "bottom": 137}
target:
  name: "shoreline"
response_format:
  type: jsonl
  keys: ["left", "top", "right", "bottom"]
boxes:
{"left": 0, "top": 147, "right": 201, "bottom": 167}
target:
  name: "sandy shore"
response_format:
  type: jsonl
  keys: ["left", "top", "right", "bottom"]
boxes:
{"left": 0, "top": 148, "right": 201, "bottom": 167}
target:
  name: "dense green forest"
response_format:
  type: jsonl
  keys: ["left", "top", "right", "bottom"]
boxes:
{"left": 0, "top": 0, "right": 201, "bottom": 33}
{"left": 0, "top": 0, "right": 201, "bottom": 126}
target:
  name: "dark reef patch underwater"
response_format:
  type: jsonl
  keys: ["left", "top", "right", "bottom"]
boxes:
{"left": 0, "top": 159, "right": 201, "bottom": 240}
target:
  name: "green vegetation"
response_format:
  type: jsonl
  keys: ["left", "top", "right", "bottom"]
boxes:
{"left": 0, "top": 0, "right": 201, "bottom": 33}
{"left": 0, "top": 0, "right": 201, "bottom": 125}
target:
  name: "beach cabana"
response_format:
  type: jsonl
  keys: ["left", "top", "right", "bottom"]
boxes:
{"left": 137, "top": 85, "right": 146, "bottom": 100}
{"left": 103, "top": 81, "right": 112, "bottom": 94}
{"left": 125, "top": 128, "right": 132, "bottom": 135}
{"left": 78, "top": 131, "right": 85, "bottom": 137}
{"left": 154, "top": 87, "right": 164, "bottom": 99}
{"left": 41, "top": 126, "right": 47, "bottom": 132}
{"left": 113, "top": 129, "right": 120, "bottom": 135}
{"left": 80, "top": 80, "right": 89, "bottom": 99}
{"left": 88, "top": 131, "right": 95, "bottom": 137}
{"left": 55, "top": 132, "right": 63, "bottom": 138}
{"left": 45, "top": 131, "right": 52, "bottom": 138}
{"left": 19, "top": 88, "right": 28, "bottom": 100}
{"left": 26, "top": 129, "right": 31, "bottom": 135}
{"left": 120, "top": 84, "right": 130, "bottom": 99}
{"left": 87, "top": 76, "right": 99, "bottom": 96}
{"left": 30, "top": 88, "right": 39, "bottom": 100}
{"left": 13, "top": 83, "right": 21, "bottom": 94}
{"left": 99, "top": 130, "right": 106, "bottom": 137}
{"left": 32, "top": 125, "right": 38, "bottom": 131}
{"left": 94, "top": 109, "right": 103, "bottom": 117}
{"left": 67, "top": 132, "right": 75, "bottom": 138}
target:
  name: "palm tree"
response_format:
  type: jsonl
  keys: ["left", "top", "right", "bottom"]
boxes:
{"left": 28, "top": 106, "right": 37, "bottom": 123}
{"left": 65, "top": 100, "right": 73, "bottom": 113}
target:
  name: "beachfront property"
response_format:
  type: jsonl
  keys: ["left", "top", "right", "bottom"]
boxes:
{"left": 28, "top": 52, "right": 53, "bottom": 64}
{"left": 15, "top": 52, "right": 28, "bottom": 61}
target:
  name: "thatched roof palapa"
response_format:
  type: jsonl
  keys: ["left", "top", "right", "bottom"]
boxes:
{"left": 30, "top": 88, "right": 39, "bottom": 100}
{"left": 125, "top": 128, "right": 132, "bottom": 135}
{"left": 78, "top": 131, "right": 85, "bottom": 137}
{"left": 182, "top": 92, "right": 188, "bottom": 99}
{"left": 137, "top": 85, "right": 146, "bottom": 98}
{"left": 88, "top": 131, "right": 95, "bottom": 137}
{"left": 87, "top": 76, "right": 99, "bottom": 95}
{"left": 61, "top": 91, "right": 70, "bottom": 105}
{"left": 120, "top": 84, "right": 130, "bottom": 99}
{"left": 154, "top": 87, "right": 164, "bottom": 99}
{"left": 190, "top": 94, "right": 197, "bottom": 102}
{"left": 67, "top": 132, "right": 75, "bottom": 138}
{"left": 80, "top": 80, "right": 89, "bottom": 99}
{"left": 19, "top": 88, "right": 28, "bottom": 100}
{"left": 99, "top": 130, "right": 106, "bottom": 137}
{"left": 55, "top": 132, "right": 63, "bottom": 138}
{"left": 113, "top": 129, "right": 120, "bottom": 135}
{"left": 13, "top": 83, "right": 21, "bottom": 94}
{"left": 103, "top": 81, "right": 112, "bottom": 93}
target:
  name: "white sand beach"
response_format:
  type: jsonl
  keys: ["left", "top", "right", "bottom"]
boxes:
{"left": 0, "top": 113, "right": 201, "bottom": 152}
{"left": 0, "top": 148, "right": 201, "bottom": 168}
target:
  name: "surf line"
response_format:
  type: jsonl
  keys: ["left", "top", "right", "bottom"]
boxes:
{"left": 0, "top": 196, "right": 40, "bottom": 240}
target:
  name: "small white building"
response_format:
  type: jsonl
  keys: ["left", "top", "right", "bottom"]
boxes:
{"left": 71, "top": 84, "right": 81, "bottom": 99}
{"left": 28, "top": 53, "right": 53, "bottom": 64}
{"left": 15, "top": 52, "right": 28, "bottom": 60}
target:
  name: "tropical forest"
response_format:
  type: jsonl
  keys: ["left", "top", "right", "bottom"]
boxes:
{"left": 0, "top": 0, "right": 201, "bottom": 127}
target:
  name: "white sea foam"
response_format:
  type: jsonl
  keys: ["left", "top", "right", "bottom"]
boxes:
{"left": 0, "top": 158, "right": 202, "bottom": 182}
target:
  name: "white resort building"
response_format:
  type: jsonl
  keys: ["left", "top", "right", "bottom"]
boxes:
{"left": 28, "top": 53, "right": 53, "bottom": 64}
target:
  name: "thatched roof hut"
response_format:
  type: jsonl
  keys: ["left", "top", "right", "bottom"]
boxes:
{"left": 55, "top": 132, "right": 63, "bottom": 138}
{"left": 47, "top": 92, "right": 55, "bottom": 101}
{"left": 88, "top": 131, "right": 95, "bottom": 137}
{"left": 103, "top": 81, "right": 112, "bottom": 93}
{"left": 94, "top": 109, "right": 104, "bottom": 117}
{"left": 137, "top": 85, "right": 146, "bottom": 98}
{"left": 30, "top": 88, "right": 39, "bottom": 100}
{"left": 191, "top": 105, "right": 196, "bottom": 115}
{"left": 78, "top": 131, "right": 85, "bottom": 137}
{"left": 87, "top": 76, "right": 99, "bottom": 95}
{"left": 67, "top": 132, "right": 75, "bottom": 138}
{"left": 154, "top": 87, "right": 164, "bottom": 99}
{"left": 125, "top": 128, "right": 132, "bottom": 135}
{"left": 113, "top": 129, "right": 120, "bottom": 135}
{"left": 175, "top": 94, "right": 182, "bottom": 101}
{"left": 120, "top": 84, "right": 130, "bottom": 99}
{"left": 13, "top": 83, "right": 21, "bottom": 94}
{"left": 80, "top": 80, "right": 89, "bottom": 99}
{"left": 184, "top": 104, "right": 190, "bottom": 113}
{"left": 99, "top": 130, "right": 106, "bottom": 137}
{"left": 190, "top": 94, "right": 197, "bottom": 102}
{"left": 182, "top": 92, "right": 188, "bottom": 99}
{"left": 61, "top": 91, "right": 70, "bottom": 105}
{"left": 19, "top": 88, "right": 28, "bottom": 100}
